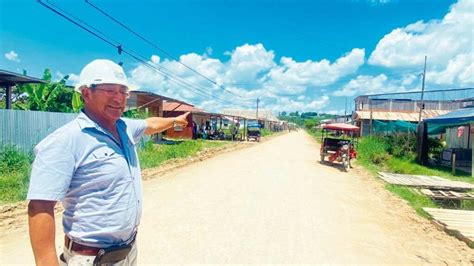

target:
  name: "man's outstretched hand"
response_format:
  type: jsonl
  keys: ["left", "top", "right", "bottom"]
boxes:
{"left": 175, "top": 111, "right": 190, "bottom": 127}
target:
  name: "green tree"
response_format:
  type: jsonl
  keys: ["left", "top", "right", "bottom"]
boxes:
{"left": 14, "top": 69, "right": 76, "bottom": 112}
{"left": 123, "top": 108, "right": 150, "bottom": 119}
{"left": 304, "top": 119, "right": 317, "bottom": 130}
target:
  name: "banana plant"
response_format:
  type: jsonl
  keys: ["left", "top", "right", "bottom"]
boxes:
{"left": 15, "top": 69, "right": 76, "bottom": 112}
{"left": 71, "top": 91, "right": 84, "bottom": 112}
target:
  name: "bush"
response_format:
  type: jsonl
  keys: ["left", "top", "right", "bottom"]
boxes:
{"left": 357, "top": 136, "right": 390, "bottom": 165}
{"left": 427, "top": 137, "right": 444, "bottom": 159}
{"left": 383, "top": 133, "right": 416, "bottom": 158}
{"left": 0, "top": 145, "right": 33, "bottom": 203}
{"left": 261, "top": 129, "right": 272, "bottom": 137}
{"left": 138, "top": 139, "right": 227, "bottom": 169}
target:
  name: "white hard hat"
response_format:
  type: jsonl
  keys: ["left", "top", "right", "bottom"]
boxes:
{"left": 74, "top": 59, "right": 137, "bottom": 92}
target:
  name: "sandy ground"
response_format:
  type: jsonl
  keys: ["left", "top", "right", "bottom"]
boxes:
{"left": 1, "top": 131, "right": 473, "bottom": 265}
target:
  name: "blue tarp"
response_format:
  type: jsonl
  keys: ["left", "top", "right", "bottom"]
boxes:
{"left": 425, "top": 107, "right": 474, "bottom": 125}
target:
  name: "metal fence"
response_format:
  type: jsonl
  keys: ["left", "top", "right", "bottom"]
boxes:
{"left": 0, "top": 109, "right": 78, "bottom": 152}
{"left": 1, "top": 109, "right": 151, "bottom": 152}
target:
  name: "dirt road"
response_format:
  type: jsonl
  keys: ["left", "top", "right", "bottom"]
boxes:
{"left": 1, "top": 131, "right": 473, "bottom": 265}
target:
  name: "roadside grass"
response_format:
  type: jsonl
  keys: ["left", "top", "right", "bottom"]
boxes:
{"left": 138, "top": 139, "right": 230, "bottom": 169}
{"left": 355, "top": 136, "right": 474, "bottom": 213}
{"left": 0, "top": 139, "right": 231, "bottom": 203}
{"left": 385, "top": 184, "right": 437, "bottom": 218}
{"left": 0, "top": 145, "right": 33, "bottom": 203}
{"left": 261, "top": 128, "right": 273, "bottom": 137}
{"left": 306, "top": 129, "right": 323, "bottom": 142}
{"left": 387, "top": 156, "right": 472, "bottom": 184}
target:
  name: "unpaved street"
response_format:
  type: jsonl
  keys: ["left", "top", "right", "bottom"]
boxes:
{"left": 1, "top": 131, "right": 473, "bottom": 265}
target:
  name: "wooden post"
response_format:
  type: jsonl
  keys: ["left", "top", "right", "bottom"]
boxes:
{"left": 6, "top": 84, "right": 12, "bottom": 109}
{"left": 369, "top": 98, "right": 373, "bottom": 135}
{"left": 452, "top": 153, "right": 456, "bottom": 175}
{"left": 157, "top": 98, "right": 163, "bottom": 141}
{"left": 416, "top": 122, "right": 428, "bottom": 165}
{"left": 244, "top": 119, "right": 247, "bottom": 141}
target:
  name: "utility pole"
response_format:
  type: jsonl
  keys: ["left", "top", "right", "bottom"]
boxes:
{"left": 418, "top": 55, "right": 427, "bottom": 123}
{"left": 256, "top": 97, "right": 260, "bottom": 119}
{"left": 417, "top": 56, "right": 428, "bottom": 166}
{"left": 344, "top": 97, "right": 347, "bottom": 122}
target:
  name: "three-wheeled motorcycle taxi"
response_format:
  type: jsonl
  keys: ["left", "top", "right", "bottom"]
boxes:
{"left": 246, "top": 120, "right": 261, "bottom": 142}
{"left": 320, "top": 123, "right": 359, "bottom": 172}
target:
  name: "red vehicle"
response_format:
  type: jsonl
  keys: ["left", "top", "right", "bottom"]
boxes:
{"left": 320, "top": 123, "right": 359, "bottom": 172}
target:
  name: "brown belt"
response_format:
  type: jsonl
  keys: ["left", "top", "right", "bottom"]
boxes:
{"left": 64, "top": 236, "right": 102, "bottom": 256}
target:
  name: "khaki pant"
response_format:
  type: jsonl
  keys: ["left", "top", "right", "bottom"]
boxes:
{"left": 59, "top": 242, "right": 137, "bottom": 266}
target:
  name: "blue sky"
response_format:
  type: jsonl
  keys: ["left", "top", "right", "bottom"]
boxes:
{"left": 1, "top": 0, "right": 472, "bottom": 114}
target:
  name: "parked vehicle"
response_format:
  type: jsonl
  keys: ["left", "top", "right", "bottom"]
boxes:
{"left": 320, "top": 123, "right": 359, "bottom": 172}
{"left": 247, "top": 121, "right": 261, "bottom": 142}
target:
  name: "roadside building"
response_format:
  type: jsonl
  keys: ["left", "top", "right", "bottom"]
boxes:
{"left": 162, "top": 101, "right": 207, "bottom": 139}
{"left": 222, "top": 109, "right": 287, "bottom": 131}
{"left": 0, "top": 69, "right": 45, "bottom": 109}
{"left": 424, "top": 107, "right": 474, "bottom": 176}
{"left": 353, "top": 89, "right": 474, "bottom": 136}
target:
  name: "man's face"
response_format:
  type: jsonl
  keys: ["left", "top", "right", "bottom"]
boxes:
{"left": 82, "top": 84, "right": 129, "bottom": 123}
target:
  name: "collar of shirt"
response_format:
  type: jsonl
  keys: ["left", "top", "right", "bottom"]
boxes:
{"left": 76, "top": 110, "right": 135, "bottom": 159}
{"left": 76, "top": 110, "right": 126, "bottom": 134}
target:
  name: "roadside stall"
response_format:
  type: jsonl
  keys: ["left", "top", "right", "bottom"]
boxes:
{"left": 424, "top": 107, "right": 474, "bottom": 176}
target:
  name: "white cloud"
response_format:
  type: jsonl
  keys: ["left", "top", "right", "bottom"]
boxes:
{"left": 5, "top": 51, "right": 20, "bottom": 62}
{"left": 55, "top": 71, "right": 65, "bottom": 81}
{"left": 68, "top": 73, "right": 80, "bottom": 84}
{"left": 265, "top": 95, "right": 330, "bottom": 113}
{"left": 264, "top": 48, "right": 365, "bottom": 95}
{"left": 368, "top": 0, "right": 474, "bottom": 82}
{"left": 427, "top": 53, "right": 474, "bottom": 85}
{"left": 127, "top": 44, "right": 365, "bottom": 113}
{"left": 326, "top": 109, "right": 346, "bottom": 115}
{"left": 224, "top": 43, "right": 276, "bottom": 84}
{"left": 333, "top": 74, "right": 417, "bottom": 97}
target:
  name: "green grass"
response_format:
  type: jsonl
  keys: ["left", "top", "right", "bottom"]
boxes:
{"left": 385, "top": 184, "right": 437, "bottom": 218}
{"left": 359, "top": 157, "right": 474, "bottom": 212}
{"left": 387, "top": 156, "right": 472, "bottom": 184}
{"left": 261, "top": 128, "right": 273, "bottom": 137}
{"left": 355, "top": 135, "right": 474, "bottom": 213}
{"left": 0, "top": 140, "right": 231, "bottom": 203}
{"left": 306, "top": 129, "right": 323, "bottom": 142}
{"left": 138, "top": 139, "right": 229, "bottom": 169}
{"left": 0, "top": 145, "right": 33, "bottom": 203}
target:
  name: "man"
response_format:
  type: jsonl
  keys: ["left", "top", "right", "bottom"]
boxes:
{"left": 27, "top": 59, "right": 190, "bottom": 266}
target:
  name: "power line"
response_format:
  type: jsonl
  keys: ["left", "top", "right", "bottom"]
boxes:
{"left": 42, "top": 0, "right": 220, "bottom": 102}
{"left": 84, "top": 0, "right": 245, "bottom": 99}
{"left": 231, "top": 70, "right": 422, "bottom": 87}
{"left": 38, "top": 0, "right": 253, "bottom": 108}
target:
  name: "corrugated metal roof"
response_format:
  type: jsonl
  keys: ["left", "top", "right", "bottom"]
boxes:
{"left": 425, "top": 107, "right": 474, "bottom": 124}
{"left": 0, "top": 69, "right": 45, "bottom": 86}
{"left": 354, "top": 110, "right": 451, "bottom": 122}
{"left": 130, "top": 91, "right": 185, "bottom": 104}
{"left": 221, "top": 109, "right": 279, "bottom": 121}
{"left": 163, "top": 102, "right": 205, "bottom": 113}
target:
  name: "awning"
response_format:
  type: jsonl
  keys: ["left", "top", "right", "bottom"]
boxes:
{"left": 223, "top": 116, "right": 239, "bottom": 123}
{"left": 323, "top": 123, "right": 360, "bottom": 132}
{"left": 424, "top": 107, "right": 474, "bottom": 125}
{"left": 354, "top": 110, "right": 450, "bottom": 122}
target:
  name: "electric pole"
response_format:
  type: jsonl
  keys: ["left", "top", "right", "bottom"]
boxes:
{"left": 418, "top": 55, "right": 427, "bottom": 123}
{"left": 417, "top": 55, "right": 428, "bottom": 166}
{"left": 344, "top": 97, "right": 347, "bottom": 122}
{"left": 256, "top": 97, "right": 260, "bottom": 119}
